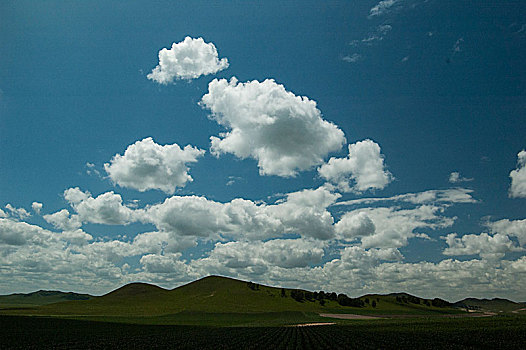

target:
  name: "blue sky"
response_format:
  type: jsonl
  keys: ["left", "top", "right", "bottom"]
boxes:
{"left": 1, "top": 0, "right": 525, "bottom": 301}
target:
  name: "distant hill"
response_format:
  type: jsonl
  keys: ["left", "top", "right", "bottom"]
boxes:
{"left": 453, "top": 297, "right": 526, "bottom": 313}
{"left": 0, "top": 290, "right": 93, "bottom": 308}
{"left": 0, "top": 276, "right": 462, "bottom": 318}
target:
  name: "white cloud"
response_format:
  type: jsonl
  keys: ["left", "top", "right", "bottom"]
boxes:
{"left": 104, "top": 137, "right": 204, "bottom": 194}
{"left": 449, "top": 171, "right": 473, "bottom": 183}
{"left": 318, "top": 139, "right": 393, "bottom": 192}
{"left": 509, "top": 150, "right": 526, "bottom": 198}
{"left": 361, "top": 24, "right": 392, "bottom": 44}
{"left": 488, "top": 218, "right": 526, "bottom": 247}
{"left": 200, "top": 77, "right": 346, "bottom": 177}
{"left": 141, "top": 186, "right": 340, "bottom": 241}
{"left": 335, "top": 205, "right": 455, "bottom": 248}
{"left": 43, "top": 209, "right": 82, "bottom": 231}
{"left": 0, "top": 218, "right": 52, "bottom": 246}
{"left": 342, "top": 53, "right": 362, "bottom": 63}
{"left": 443, "top": 232, "right": 523, "bottom": 260}
{"left": 334, "top": 211, "right": 376, "bottom": 239}
{"left": 147, "top": 36, "right": 229, "bottom": 83}
{"left": 453, "top": 38, "right": 464, "bottom": 53}
{"left": 4, "top": 204, "right": 30, "bottom": 220}
{"left": 64, "top": 188, "right": 136, "bottom": 225}
{"left": 368, "top": 0, "right": 400, "bottom": 18}
{"left": 336, "top": 188, "right": 477, "bottom": 206}
{"left": 201, "top": 239, "right": 326, "bottom": 270}
{"left": 31, "top": 202, "right": 43, "bottom": 215}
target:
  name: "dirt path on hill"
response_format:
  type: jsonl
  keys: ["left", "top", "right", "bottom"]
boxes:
{"left": 512, "top": 308, "right": 526, "bottom": 314}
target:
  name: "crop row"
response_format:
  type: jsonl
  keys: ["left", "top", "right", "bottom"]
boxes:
{"left": 1, "top": 315, "right": 525, "bottom": 349}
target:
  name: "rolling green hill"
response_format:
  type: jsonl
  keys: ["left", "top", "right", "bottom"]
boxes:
{"left": 453, "top": 298, "right": 526, "bottom": 313}
{"left": 0, "top": 275, "right": 462, "bottom": 322}
{"left": 0, "top": 290, "right": 92, "bottom": 308}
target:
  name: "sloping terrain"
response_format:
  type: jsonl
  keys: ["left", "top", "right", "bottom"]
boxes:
{"left": 453, "top": 297, "right": 526, "bottom": 313}
{"left": 0, "top": 290, "right": 92, "bottom": 308}
{"left": 0, "top": 276, "right": 461, "bottom": 319}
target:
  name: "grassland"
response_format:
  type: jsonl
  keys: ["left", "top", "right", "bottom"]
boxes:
{"left": 0, "top": 276, "right": 465, "bottom": 322}
{"left": 1, "top": 276, "right": 525, "bottom": 348}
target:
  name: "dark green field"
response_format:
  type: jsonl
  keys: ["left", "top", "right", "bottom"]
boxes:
{"left": 1, "top": 314, "right": 525, "bottom": 349}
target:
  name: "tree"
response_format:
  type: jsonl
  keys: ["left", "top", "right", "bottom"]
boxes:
{"left": 365, "top": 298, "right": 370, "bottom": 304}
{"left": 281, "top": 288, "right": 286, "bottom": 297}
{"left": 291, "top": 290, "right": 304, "bottom": 302}
{"left": 372, "top": 300, "right": 377, "bottom": 308}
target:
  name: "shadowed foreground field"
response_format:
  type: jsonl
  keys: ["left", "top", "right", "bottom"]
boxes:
{"left": 1, "top": 315, "right": 525, "bottom": 349}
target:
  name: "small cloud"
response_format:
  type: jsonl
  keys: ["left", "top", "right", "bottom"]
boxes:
{"left": 342, "top": 53, "right": 362, "bottom": 63}
{"left": 448, "top": 171, "right": 473, "bottom": 183}
{"left": 509, "top": 150, "right": 526, "bottom": 198}
{"left": 85, "top": 162, "right": 101, "bottom": 177}
{"left": 147, "top": 36, "right": 229, "bottom": 84}
{"left": 427, "top": 31, "right": 434, "bottom": 37}
{"left": 104, "top": 137, "right": 205, "bottom": 194}
{"left": 5, "top": 204, "right": 30, "bottom": 220}
{"left": 368, "top": 0, "right": 400, "bottom": 18}
{"left": 453, "top": 37, "right": 464, "bottom": 53}
{"left": 31, "top": 202, "right": 43, "bottom": 215}
{"left": 226, "top": 176, "right": 243, "bottom": 186}
{"left": 401, "top": 56, "right": 410, "bottom": 62}
{"left": 361, "top": 24, "right": 392, "bottom": 45}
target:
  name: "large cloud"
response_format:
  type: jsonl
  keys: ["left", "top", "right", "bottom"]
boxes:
{"left": 318, "top": 139, "right": 393, "bottom": 192}
{"left": 200, "top": 77, "right": 346, "bottom": 177}
{"left": 442, "top": 232, "right": 523, "bottom": 260}
{"left": 509, "top": 150, "right": 526, "bottom": 198}
{"left": 488, "top": 218, "right": 526, "bottom": 247}
{"left": 141, "top": 186, "right": 340, "bottom": 241}
{"left": 335, "top": 205, "right": 454, "bottom": 248}
{"left": 104, "top": 138, "right": 204, "bottom": 194}
{"left": 147, "top": 36, "right": 229, "bottom": 83}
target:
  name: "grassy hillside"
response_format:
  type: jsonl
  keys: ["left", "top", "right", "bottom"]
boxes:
{"left": 0, "top": 290, "right": 92, "bottom": 308}
{"left": 453, "top": 298, "right": 526, "bottom": 312}
{"left": 0, "top": 276, "right": 462, "bottom": 321}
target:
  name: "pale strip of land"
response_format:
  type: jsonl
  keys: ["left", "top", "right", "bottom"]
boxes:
{"left": 294, "top": 322, "right": 336, "bottom": 327}
{"left": 319, "top": 313, "right": 380, "bottom": 320}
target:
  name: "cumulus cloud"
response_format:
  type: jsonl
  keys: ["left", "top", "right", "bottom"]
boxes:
{"left": 449, "top": 171, "right": 473, "bottom": 183}
{"left": 368, "top": 0, "right": 399, "bottom": 18}
{"left": 318, "top": 139, "right": 393, "bottom": 192}
{"left": 147, "top": 36, "right": 229, "bottom": 83}
{"left": 509, "top": 150, "right": 526, "bottom": 198}
{"left": 104, "top": 137, "right": 204, "bottom": 194}
{"left": 43, "top": 209, "right": 82, "bottom": 231}
{"left": 31, "top": 202, "right": 43, "bottom": 215}
{"left": 335, "top": 205, "right": 455, "bottom": 248}
{"left": 4, "top": 204, "right": 30, "bottom": 220}
{"left": 141, "top": 186, "right": 340, "bottom": 241}
{"left": 488, "top": 218, "right": 526, "bottom": 247}
{"left": 443, "top": 232, "right": 523, "bottom": 260}
{"left": 202, "top": 239, "right": 326, "bottom": 270}
{"left": 200, "top": 77, "right": 346, "bottom": 177}
{"left": 0, "top": 218, "right": 52, "bottom": 246}
{"left": 64, "top": 188, "right": 136, "bottom": 225}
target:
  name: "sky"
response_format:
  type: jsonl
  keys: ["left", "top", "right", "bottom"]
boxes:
{"left": 1, "top": 0, "right": 525, "bottom": 301}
